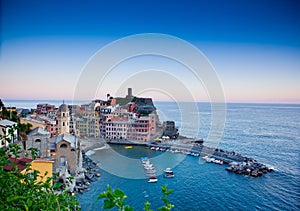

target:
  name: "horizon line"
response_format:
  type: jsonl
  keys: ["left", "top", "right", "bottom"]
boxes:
{"left": 1, "top": 98, "right": 300, "bottom": 106}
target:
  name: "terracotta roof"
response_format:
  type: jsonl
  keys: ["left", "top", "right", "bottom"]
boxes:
{"left": 4, "top": 157, "right": 33, "bottom": 172}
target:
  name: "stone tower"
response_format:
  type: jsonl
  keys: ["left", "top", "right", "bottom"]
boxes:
{"left": 126, "top": 88, "right": 133, "bottom": 99}
{"left": 58, "top": 103, "right": 70, "bottom": 135}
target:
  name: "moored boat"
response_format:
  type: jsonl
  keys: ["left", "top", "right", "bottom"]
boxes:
{"left": 148, "top": 176, "right": 158, "bottom": 183}
{"left": 163, "top": 168, "right": 174, "bottom": 178}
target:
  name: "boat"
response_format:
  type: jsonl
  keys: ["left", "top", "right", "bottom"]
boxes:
{"left": 124, "top": 146, "right": 133, "bottom": 149}
{"left": 163, "top": 168, "right": 174, "bottom": 178}
{"left": 146, "top": 169, "right": 156, "bottom": 174}
{"left": 148, "top": 176, "right": 158, "bottom": 183}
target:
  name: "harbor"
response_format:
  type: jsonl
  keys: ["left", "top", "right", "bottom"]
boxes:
{"left": 106, "top": 138, "right": 274, "bottom": 177}
{"left": 76, "top": 102, "right": 299, "bottom": 211}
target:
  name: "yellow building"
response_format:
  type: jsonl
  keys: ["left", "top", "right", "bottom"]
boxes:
{"left": 30, "top": 159, "right": 54, "bottom": 184}
{"left": 20, "top": 117, "right": 46, "bottom": 130}
{"left": 5, "top": 157, "right": 54, "bottom": 184}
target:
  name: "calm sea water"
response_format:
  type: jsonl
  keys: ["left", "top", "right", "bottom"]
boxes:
{"left": 1, "top": 99, "right": 90, "bottom": 109}
{"left": 77, "top": 102, "right": 300, "bottom": 211}
{"left": 4, "top": 100, "right": 300, "bottom": 210}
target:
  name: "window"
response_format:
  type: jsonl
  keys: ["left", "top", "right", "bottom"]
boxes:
{"left": 60, "top": 143, "right": 68, "bottom": 148}
{"left": 60, "top": 156, "right": 66, "bottom": 166}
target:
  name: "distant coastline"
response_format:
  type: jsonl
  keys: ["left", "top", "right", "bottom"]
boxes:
{"left": 2, "top": 99, "right": 300, "bottom": 110}
{"left": 1, "top": 99, "right": 91, "bottom": 109}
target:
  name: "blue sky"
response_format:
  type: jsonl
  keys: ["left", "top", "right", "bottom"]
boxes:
{"left": 1, "top": 0, "right": 300, "bottom": 103}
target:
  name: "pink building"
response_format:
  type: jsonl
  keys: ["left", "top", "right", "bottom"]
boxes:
{"left": 36, "top": 104, "right": 55, "bottom": 114}
{"left": 127, "top": 117, "right": 150, "bottom": 142}
{"left": 105, "top": 117, "right": 129, "bottom": 140}
{"left": 103, "top": 115, "right": 156, "bottom": 142}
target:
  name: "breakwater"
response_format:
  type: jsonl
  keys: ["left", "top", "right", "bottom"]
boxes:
{"left": 106, "top": 139, "right": 273, "bottom": 177}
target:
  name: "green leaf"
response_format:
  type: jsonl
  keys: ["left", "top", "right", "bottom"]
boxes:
{"left": 52, "top": 182, "right": 62, "bottom": 190}
{"left": 114, "top": 189, "right": 126, "bottom": 199}
{"left": 124, "top": 205, "right": 135, "bottom": 211}
{"left": 7, "top": 195, "right": 20, "bottom": 202}
{"left": 107, "top": 184, "right": 112, "bottom": 192}
{"left": 103, "top": 199, "right": 115, "bottom": 209}
{"left": 143, "top": 201, "right": 152, "bottom": 211}
{"left": 97, "top": 192, "right": 108, "bottom": 199}
{"left": 158, "top": 207, "right": 169, "bottom": 211}
{"left": 166, "top": 189, "right": 174, "bottom": 195}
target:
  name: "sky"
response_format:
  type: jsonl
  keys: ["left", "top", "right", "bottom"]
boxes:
{"left": 0, "top": 0, "right": 300, "bottom": 103}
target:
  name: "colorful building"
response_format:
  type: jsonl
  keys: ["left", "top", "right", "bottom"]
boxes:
{"left": 76, "top": 116, "right": 100, "bottom": 138}
{"left": 4, "top": 157, "right": 54, "bottom": 184}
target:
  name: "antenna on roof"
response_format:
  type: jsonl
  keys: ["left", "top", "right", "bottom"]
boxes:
{"left": 63, "top": 99, "right": 65, "bottom": 104}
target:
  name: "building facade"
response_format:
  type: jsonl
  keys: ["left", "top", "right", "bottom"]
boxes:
{"left": 27, "top": 127, "right": 51, "bottom": 158}
{"left": 54, "top": 134, "right": 81, "bottom": 175}
{"left": 76, "top": 116, "right": 100, "bottom": 138}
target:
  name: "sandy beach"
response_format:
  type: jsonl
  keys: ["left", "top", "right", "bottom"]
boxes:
{"left": 80, "top": 137, "right": 106, "bottom": 153}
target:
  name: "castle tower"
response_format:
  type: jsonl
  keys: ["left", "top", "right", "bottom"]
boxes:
{"left": 58, "top": 103, "right": 70, "bottom": 134}
{"left": 126, "top": 88, "right": 133, "bottom": 99}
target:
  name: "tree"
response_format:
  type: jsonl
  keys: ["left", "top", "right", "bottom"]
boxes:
{"left": 0, "top": 126, "right": 79, "bottom": 211}
{"left": 0, "top": 100, "right": 18, "bottom": 122}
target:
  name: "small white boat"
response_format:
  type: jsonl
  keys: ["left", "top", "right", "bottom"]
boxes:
{"left": 148, "top": 177, "right": 158, "bottom": 183}
{"left": 145, "top": 168, "right": 156, "bottom": 172}
{"left": 164, "top": 168, "right": 173, "bottom": 173}
{"left": 143, "top": 163, "right": 153, "bottom": 168}
{"left": 163, "top": 168, "right": 174, "bottom": 178}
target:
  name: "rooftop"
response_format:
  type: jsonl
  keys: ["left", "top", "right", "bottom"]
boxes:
{"left": 28, "top": 127, "right": 50, "bottom": 136}
{"left": 0, "top": 119, "right": 17, "bottom": 127}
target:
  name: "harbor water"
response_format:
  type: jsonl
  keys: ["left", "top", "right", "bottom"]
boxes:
{"left": 76, "top": 102, "right": 300, "bottom": 210}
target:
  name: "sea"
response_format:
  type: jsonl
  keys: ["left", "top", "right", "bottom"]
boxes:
{"left": 3, "top": 100, "right": 300, "bottom": 210}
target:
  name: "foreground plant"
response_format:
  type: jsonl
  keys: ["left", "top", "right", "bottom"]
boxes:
{"left": 98, "top": 184, "right": 174, "bottom": 211}
{"left": 0, "top": 126, "right": 79, "bottom": 211}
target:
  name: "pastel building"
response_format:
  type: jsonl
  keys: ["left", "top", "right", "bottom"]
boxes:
{"left": 39, "top": 115, "right": 57, "bottom": 137}
{"left": 36, "top": 103, "right": 55, "bottom": 115}
{"left": 76, "top": 116, "right": 100, "bottom": 138}
{"left": 20, "top": 116, "right": 46, "bottom": 130}
{"left": 127, "top": 117, "right": 151, "bottom": 142}
{"left": 105, "top": 117, "right": 129, "bottom": 140}
{"left": 4, "top": 157, "right": 54, "bottom": 184}
{"left": 103, "top": 114, "right": 156, "bottom": 142}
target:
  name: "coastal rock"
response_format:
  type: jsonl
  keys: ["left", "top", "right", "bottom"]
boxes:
{"left": 77, "top": 152, "right": 101, "bottom": 193}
